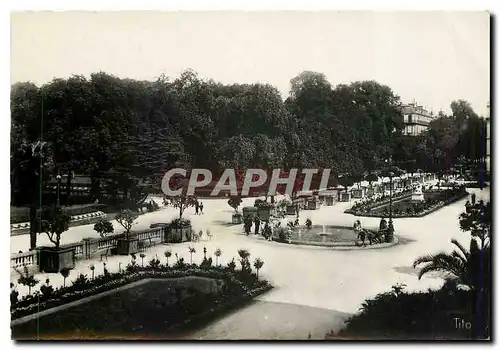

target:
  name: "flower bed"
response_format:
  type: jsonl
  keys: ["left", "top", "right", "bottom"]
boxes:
{"left": 11, "top": 264, "right": 271, "bottom": 321}
{"left": 346, "top": 187, "right": 468, "bottom": 218}
{"left": 345, "top": 190, "right": 414, "bottom": 214}
{"left": 12, "top": 274, "right": 272, "bottom": 339}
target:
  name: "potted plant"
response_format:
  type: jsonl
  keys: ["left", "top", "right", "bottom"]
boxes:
{"left": 93, "top": 219, "right": 114, "bottom": 238}
{"left": 283, "top": 200, "right": 296, "bottom": 215}
{"left": 168, "top": 218, "right": 192, "bottom": 243}
{"left": 255, "top": 201, "right": 273, "bottom": 221}
{"left": 37, "top": 206, "right": 75, "bottom": 273}
{"left": 228, "top": 196, "right": 243, "bottom": 224}
{"left": 242, "top": 206, "right": 257, "bottom": 222}
{"left": 115, "top": 209, "right": 139, "bottom": 255}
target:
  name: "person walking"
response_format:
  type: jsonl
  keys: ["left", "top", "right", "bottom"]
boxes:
{"left": 254, "top": 216, "right": 261, "bottom": 235}
{"left": 195, "top": 201, "right": 199, "bottom": 215}
{"left": 199, "top": 201, "right": 204, "bottom": 215}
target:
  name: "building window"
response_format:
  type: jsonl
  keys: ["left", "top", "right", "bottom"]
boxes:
{"left": 408, "top": 114, "right": 413, "bottom": 123}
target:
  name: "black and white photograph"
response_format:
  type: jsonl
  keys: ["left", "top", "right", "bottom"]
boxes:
{"left": 9, "top": 10, "right": 491, "bottom": 340}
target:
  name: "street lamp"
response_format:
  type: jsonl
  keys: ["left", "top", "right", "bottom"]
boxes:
{"left": 388, "top": 171, "right": 394, "bottom": 226}
{"left": 56, "top": 174, "right": 62, "bottom": 207}
{"left": 385, "top": 157, "right": 395, "bottom": 242}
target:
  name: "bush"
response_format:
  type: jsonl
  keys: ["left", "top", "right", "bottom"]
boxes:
{"left": 146, "top": 200, "right": 160, "bottom": 212}
{"left": 72, "top": 273, "right": 90, "bottom": 291}
{"left": 305, "top": 218, "right": 312, "bottom": 229}
{"left": 93, "top": 219, "right": 114, "bottom": 238}
{"left": 332, "top": 283, "right": 488, "bottom": 340}
{"left": 200, "top": 257, "right": 213, "bottom": 269}
{"left": 11, "top": 260, "right": 272, "bottom": 321}
{"left": 170, "top": 217, "right": 191, "bottom": 228}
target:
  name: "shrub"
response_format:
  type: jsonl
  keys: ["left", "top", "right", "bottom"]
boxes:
{"left": 148, "top": 257, "right": 161, "bottom": 269}
{"left": 276, "top": 227, "right": 289, "bottom": 242}
{"left": 146, "top": 200, "right": 160, "bottom": 212}
{"left": 93, "top": 219, "right": 114, "bottom": 238}
{"left": 227, "top": 258, "right": 236, "bottom": 271}
{"left": 305, "top": 218, "right": 312, "bottom": 229}
{"left": 170, "top": 217, "right": 191, "bottom": 228}
{"left": 72, "top": 273, "right": 90, "bottom": 291}
{"left": 173, "top": 257, "right": 187, "bottom": 269}
{"left": 200, "top": 257, "right": 213, "bottom": 268}
{"left": 228, "top": 196, "right": 243, "bottom": 213}
{"left": 10, "top": 285, "right": 19, "bottom": 307}
{"left": 16, "top": 266, "right": 39, "bottom": 295}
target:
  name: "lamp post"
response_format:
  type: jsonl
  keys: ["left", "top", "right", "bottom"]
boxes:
{"left": 388, "top": 171, "right": 394, "bottom": 226}
{"left": 56, "top": 174, "right": 62, "bottom": 207}
{"left": 385, "top": 157, "right": 395, "bottom": 242}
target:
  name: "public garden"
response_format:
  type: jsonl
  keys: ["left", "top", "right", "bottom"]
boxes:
{"left": 10, "top": 70, "right": 490, "bottom": 340}
{"left": 10, "top": 181, "right": 490, "bottom": 339}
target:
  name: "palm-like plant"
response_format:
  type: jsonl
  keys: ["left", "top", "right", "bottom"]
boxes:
{"left": 89, "top": 264, "right": 95, "bottom": 279}
{"left": 188, "top": 246, "right": 196, "bottom": 264}
{"left": 139, "top": 253, "right": 146, "bottom": 267}
{"left": 253, "top": 258, "right": 264, "bottom": 279}
{"left": 237, "top": 249, "right": 251, "bottom": 272}
{"left": 214, "top": 248, "right": 222, "bottom": 266}
{"left": 164, "top": 249, "right": 172, "bottom": 266}
{"left": 60, "top": 267, "right": 71, "bottom": 288}
{"left": 413, "top": 238, "right": 488, "bottom": 292}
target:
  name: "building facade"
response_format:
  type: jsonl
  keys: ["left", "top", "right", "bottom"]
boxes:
{"left": 401, "top": 102, "right": 435, "bottom": 136}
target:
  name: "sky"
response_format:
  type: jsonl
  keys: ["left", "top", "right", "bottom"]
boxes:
{"left": 10, "top": 11, "right": 490, "bottom": 115}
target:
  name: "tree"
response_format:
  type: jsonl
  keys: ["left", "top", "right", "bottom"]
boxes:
{"left": 413, "top": 198, "right": 491, "bottom": 335}
{"left": 93, "top": 219, "right": 114, "bottom": 238}
{"left": 139, "top": 253, "right": 146, "bottom": 267}
{"left": 364, "top": 172, "right": 379, "bottom": 188}
{"left": 228, "top": 196, "right": 242, "bottom": 213}
{"left": 11, "top": 140, "right": 55, "bottom": 250}
{"left": 60, "top": 267, "right": 71, "bottom": 287}
{"left": 16, "top": 265, "right": 39, "bottom": 295}
{"left": 38, "top": 206, "right": 71, "bottom": 249}
{"left": 214, "top": 248, "right": 222, "bottom": 266}
{"left": 89, "top": 264, "right": 95, "bottom": 279}
{"left": 237, "top": 249, "right": 251, "bottom": 273}
{"left": 253, "top": 258, "right": 264, "bottom": 279}
{"left": 164, "top": 249, "right": 172, "bottom": 266}
{"left": 115, "top": 209, "right": 138, "bottom": 239}
{"left": 459, "top": 199, "right": 490, "bottom": 250}
{"left": 188, "top": 246, "right": 196, "bottom": 264}
{"left": 413, "top": 239, "right": 479, "bottom": 289}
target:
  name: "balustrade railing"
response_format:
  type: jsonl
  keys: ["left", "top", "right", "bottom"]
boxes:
{"left": 11, "top": 251, "right": 37, "bottom": 269}
{"left": 11, "top": 226, "right": 167, "bottom": 270}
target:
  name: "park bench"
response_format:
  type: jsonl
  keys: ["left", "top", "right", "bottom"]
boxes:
{"left": 100, "top": 247, "right": 116, "bottom": 261}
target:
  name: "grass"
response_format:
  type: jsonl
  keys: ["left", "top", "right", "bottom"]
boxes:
{"left": 12, "top": 278, "right": 226, "bottom": 339}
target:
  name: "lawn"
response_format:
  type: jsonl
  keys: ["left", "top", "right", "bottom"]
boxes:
{"left": 12, "top": 277, "right": 229, "bottom": 340}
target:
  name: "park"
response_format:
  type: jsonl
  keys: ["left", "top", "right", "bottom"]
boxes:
{"left": 10, "top": 70, "right": 490, "bottom": 340}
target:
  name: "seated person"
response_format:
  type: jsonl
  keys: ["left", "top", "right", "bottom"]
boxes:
{"left": 379, "top": 217, "right": 388, "bottom": 232}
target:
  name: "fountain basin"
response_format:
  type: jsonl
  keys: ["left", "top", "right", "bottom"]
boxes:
{"left": 272, "top": 225, "right": 398, "bottom": 249}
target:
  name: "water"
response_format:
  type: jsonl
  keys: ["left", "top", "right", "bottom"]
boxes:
{"left": 291, "top": 225, "right": 356, "bottom": 243}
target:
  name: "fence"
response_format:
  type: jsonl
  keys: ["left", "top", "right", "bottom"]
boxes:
{"left": 11, "top": 226, "right": 168, "bottom": 271}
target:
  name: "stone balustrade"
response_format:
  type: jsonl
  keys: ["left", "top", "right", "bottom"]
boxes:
{"left": 11, "top": 251, "right": 37, "bottom": 269}
{"left": 11, "top": 226, "right": 168, "bottom": 271}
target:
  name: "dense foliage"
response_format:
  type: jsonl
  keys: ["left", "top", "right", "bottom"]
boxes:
{"left": 11, "top": 70, "right": 486, "bottom": 248}
{"left": 330, "top": 196, "right": 490, "bottom": 340}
